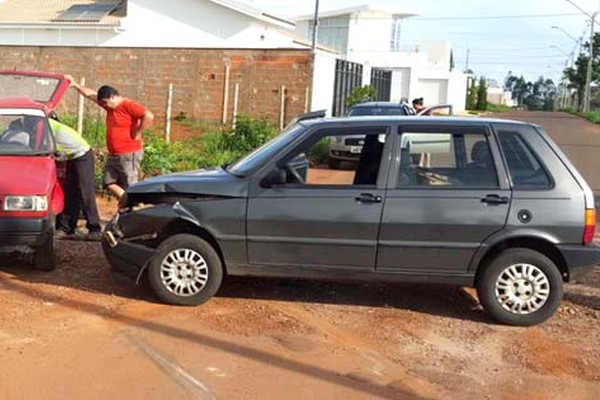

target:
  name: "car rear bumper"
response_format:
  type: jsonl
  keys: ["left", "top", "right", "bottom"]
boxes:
{"left": 557, "top": 243, "right": 600, "bottom": 282}
{"left": 0, "top": 217, "right": 52, "bottom": 247}
{"left": 329, "top": 150, "right": 360, "bottom": 161}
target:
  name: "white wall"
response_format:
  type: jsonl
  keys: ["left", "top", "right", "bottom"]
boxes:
{"left": 311, "top": 50, "right": 337, "bottom": 116}
{"left": 0, "top": 0, "right": 301, "bottom": 49}
{"left": 0, "top": 27, "right": 117, "bottom": 46}
{"left": 417, "top": 41, "right": 452, "bottom": 70}
{"left": 347, "top": 11, "right": 392, "bottom": 54}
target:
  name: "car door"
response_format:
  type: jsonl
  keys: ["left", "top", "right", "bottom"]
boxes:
{"left": 377, "top": 123, "right": 511, "bottom": 274}
{"left": 247, "top": 125, "right": 392, "bottom": 270}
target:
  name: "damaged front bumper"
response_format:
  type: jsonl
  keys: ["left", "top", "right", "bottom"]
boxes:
{"left": 102, "top": 212, "right": 158, "bottom": 283}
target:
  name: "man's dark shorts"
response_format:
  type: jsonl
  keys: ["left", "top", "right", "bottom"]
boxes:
{"left": 103, "top": 150, "right": 143, "bottom": 189}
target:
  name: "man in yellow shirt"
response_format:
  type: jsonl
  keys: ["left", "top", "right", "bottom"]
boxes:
{"left": 48, "top": 113, "right": 101, "bottom": 241}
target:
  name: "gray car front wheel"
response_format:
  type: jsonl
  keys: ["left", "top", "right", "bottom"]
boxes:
{"left": 477, "top": 248, "right": 563, "bottom": 326}
{"left": 147, "top": 234, "right": 223, "bottom": 306}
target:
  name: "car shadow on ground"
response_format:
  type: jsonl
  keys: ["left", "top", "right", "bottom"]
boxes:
{"left": 0, "top": 242, "right": 494, "bottom": 324}
{"left": 218, "top": 276, "right": 491, "bottom": 323}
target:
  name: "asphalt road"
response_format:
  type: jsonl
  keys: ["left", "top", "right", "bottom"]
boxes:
{"left": 492, "top": 111, "right": 600, "bottom": 195}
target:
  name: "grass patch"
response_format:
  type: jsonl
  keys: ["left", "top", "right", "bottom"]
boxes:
{"left": 486, "top": 104, "right": 513, "bottom": 113}
{"left": 561, "top": 108, "right": 600, "bottom": 124}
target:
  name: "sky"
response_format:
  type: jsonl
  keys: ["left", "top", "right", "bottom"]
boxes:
{"left": 242, "top": 0, "right": 600, "bottom": 86}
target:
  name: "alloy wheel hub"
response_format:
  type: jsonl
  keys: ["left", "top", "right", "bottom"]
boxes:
{"left": 494, "top": 263, "right": 550, "bottom": 315}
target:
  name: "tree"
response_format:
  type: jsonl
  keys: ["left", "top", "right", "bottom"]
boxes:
{"left": 345, "top": 85, "right": 377, "bottom": 108}
{"left": 563, "top": 32, "right": 600, "bottom": 110}
{"left": 504, "top": 73, "right": 530, "bottom": 107}
{"left": 476, "top": 76, "right": 488, "bottom": 111}
{"left": 466, "top": 77, "right": 478, "bottom": 110}
{"left": 523, "top": 76, "right": 556, "bottom": 111}
{"left": 450, "top": 50, "right": 455, "bottom": 71}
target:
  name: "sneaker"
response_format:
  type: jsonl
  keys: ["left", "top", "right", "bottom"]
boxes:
{"left": 55, "top": 229, "right": 73, "bottom": 239}
{"left": 86, "top": 231, "right": 103, "bottom": 242}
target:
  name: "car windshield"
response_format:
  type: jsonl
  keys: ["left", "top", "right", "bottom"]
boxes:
{"left": 227, "top": 124, "right": 305, "bottom": 176}
{"left": 348, "top": 106, "right": 407, "bottom": 116}
{"left": 0, "top": 114, "right": 54, "bottom": 155}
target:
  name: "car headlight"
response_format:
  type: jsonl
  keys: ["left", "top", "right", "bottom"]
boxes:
{"left": 3, "top": 195, "right": 48, "bottom": 212}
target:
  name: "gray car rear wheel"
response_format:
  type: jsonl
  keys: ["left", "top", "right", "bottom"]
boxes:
{"left": 477, "top": 248, "right": 563, "bottom": 326}
{"left": 147, "top": 234, "right": 223, "bottom": 306}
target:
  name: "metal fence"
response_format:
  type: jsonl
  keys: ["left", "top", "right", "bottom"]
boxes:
{"left": 332, "top": 59, "right": 363, "bottom": 116}
{"left": 370, "top": 69, "right": 392, "bottom": 102}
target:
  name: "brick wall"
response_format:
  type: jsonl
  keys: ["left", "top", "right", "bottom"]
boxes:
{"left": 0, "top": 46, "right": 313, "bottom": 126}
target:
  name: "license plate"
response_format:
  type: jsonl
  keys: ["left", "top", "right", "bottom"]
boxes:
{"left": 350, "top": 146, "right": 362, "bottom": 154}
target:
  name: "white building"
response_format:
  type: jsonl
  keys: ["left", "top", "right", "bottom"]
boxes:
{"left": 0, "top": 0, "right": 301, "bottom": 49}
{"left": 487, "top": 88, "right": 516, "bottom": 107}
{"left": 295, "top": 5, "right": 468, "bottom": 113}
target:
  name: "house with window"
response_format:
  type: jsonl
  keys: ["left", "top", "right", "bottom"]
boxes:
{"left": 295, "top": 5, "right": 468, "bottom": 114}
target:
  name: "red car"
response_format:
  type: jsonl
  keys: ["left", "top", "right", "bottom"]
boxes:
{"left": 0, "top": 71, "right": 69, "bottom": 270}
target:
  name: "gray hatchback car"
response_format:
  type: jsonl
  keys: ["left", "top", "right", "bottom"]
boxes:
{"left": 102, "top": 114, "right": 600, "bottom": 326}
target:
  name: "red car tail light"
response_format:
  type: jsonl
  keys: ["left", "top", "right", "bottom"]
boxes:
{"left": 583, "top": 208, "right": 596, "bottom": 244}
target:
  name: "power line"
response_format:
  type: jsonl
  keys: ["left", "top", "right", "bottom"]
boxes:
{"left": 411, "top": 12, "right": 588, "bottom": 20}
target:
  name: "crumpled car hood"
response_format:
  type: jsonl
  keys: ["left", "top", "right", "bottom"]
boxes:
{"left": 127, "top": 167, "right": 248, "bottom": 198}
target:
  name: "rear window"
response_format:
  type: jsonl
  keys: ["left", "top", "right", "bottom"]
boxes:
{"left": 496, "top": 128, "right": 552, "bottom": 189}
{"left": 0, "top": 74, "right": 61, "bottom": 104}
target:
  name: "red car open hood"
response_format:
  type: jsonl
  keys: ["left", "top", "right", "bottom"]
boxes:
{"left": 0, "top": 70, "right": 69, "bottom": 110}
{"left": 0, "top": 156, "right": 56, "bottom": 196}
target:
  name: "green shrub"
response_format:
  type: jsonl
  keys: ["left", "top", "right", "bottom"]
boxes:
{"left": 345, "top": 85, "right": 377, "bottom": 108}
{"left": 308, "top": 137, "right": 330, "bottom": 165}
{"left": 222, "top": 115, "right": 277, "bottom": 154}
{"left": 486, "top": 104, "right": 513, "bottom": 112}
{"left": 60, "top": 114, "right": 106, "bottom": 148}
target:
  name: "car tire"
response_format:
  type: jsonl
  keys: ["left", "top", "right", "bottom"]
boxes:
{"left": 33, "top": 230, "right": 57, "bottom": 271}
{"left": 476, "top": 248, "right": 563, "bottom": 326}
{"left": 147, "top": 234, "right": 223, "bottom": 306}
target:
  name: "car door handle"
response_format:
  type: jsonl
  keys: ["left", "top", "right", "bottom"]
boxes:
{"left": 481, "top": 194, "right": 509, "bottom": 205}
{"left": 355, "top": 193, "right": 382, "bottom": 204}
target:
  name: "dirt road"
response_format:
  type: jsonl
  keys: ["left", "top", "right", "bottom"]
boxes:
{"left": 1, "top": 112, "right": 600, "bottom": 399}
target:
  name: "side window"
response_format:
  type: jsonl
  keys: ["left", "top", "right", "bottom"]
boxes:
{"left": 281, "top": 129, "right": 387, "bottom": 186}
{"left": 398, "top": 132, "right": 498, "bottom": 188}
{"left": 497, "top": 131, "right": 552, "bottom": 189}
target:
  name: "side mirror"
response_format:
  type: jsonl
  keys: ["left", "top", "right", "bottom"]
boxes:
{"left": 260, "top": 167, "right": 287, "bottom": 188}
{"left": 54, "top": 151, "right": 68, "bottom": 162}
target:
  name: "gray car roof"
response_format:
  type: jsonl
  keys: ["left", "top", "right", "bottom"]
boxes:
{"left": 299, "top": 116, "right": 535, "bottom": 127}
{"left": 350, "top": 102, "right": 405, "bottom": 108}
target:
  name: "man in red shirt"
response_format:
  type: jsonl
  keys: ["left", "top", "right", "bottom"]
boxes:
{"left": 65, "top": 75, "right": 154, "bottom": 200}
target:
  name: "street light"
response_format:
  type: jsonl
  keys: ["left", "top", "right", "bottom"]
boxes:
{"left": 551, "top": 25, "right": 582, "bottom": 65}
{"left": 565, "top": 0, "right": 598, "bottom": 112}
{"left": 552, "top": 25, "right": 579, "bottom": 43}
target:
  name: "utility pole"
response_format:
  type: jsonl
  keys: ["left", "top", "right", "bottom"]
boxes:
{"left": 465, "top": 47, "right": 470, "bottom": 72}
{"left": 311, "top": 0, "right": 320, "bottom": 55}
{"left": 584, "top": 13, "right": 597, "bottom": 112}
{"left": 565, "top": 0, "right": 598, "bottom": 112}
